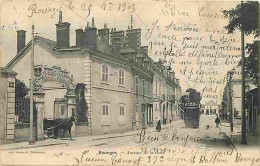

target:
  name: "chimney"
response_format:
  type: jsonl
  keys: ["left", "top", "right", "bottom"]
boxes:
{"left": 92, "top": 17, "right": 95, "bottom": 27}
{"left": 75, "top": 29, "right": 83, "bottom": 47}
{"left": 126, "top": 28, "right": 141, "bottom": 53}
{"left": 17, "top": 30, "right": 26, "bottom": 54}
{"left": 56, "top": 11, "right": 70, "bottom": 48}
{"left": 59, "top": 11, "right": 62, "bottom": 23}
{"left": 110, "top": 30, "right": 125, "bottom": 54}
{"left": 83, "top": 18, "right": 97, "bottom": 49}
{"left": 98, "top": 23, "right": 109, "bottom": 45}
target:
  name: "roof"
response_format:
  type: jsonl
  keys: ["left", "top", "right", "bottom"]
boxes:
{"left": 6, "top": 35, "right": 57, "bottom": 68}
{"left": 36, "top": 36, "right": 56, "bottom": 48}
{"left": 0, "top": 67, "right": 17, "bottom": 76}
{"left": 6, "top": 35, "right": 131, "bottom": 69}
{"left": 119, "top": 47, "right": 136, "bottom": 53}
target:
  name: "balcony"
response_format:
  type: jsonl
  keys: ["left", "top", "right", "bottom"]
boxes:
{"left": 153, "top": 95, "right": 165, "bottom": 102}
{"left": 160, "top": 94, "right": 166, "bottom": 101}
{"left": 168, "top": 95, "right": 175, "bottom": 103}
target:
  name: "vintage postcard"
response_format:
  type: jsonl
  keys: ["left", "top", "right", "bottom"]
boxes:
{"left": 0, "top": 0, "right": 259, "bottom": 165}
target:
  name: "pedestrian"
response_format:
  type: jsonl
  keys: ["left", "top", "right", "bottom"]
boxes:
{"left": 220, "top": 111, "right": 223, "bottom": 120}
{"left": 156, "top": 120, "right": 161, "bottom": 132}
{"left": 215, "top": 115, "right": 221, "bottom": 128}
{"left": 169, "top": 117, "right": 172, "bottom": 125}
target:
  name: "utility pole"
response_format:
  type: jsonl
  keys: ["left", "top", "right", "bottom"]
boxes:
{"left": 227, "top": 72, "right": 233, "bottom": 132}
{"left": 130, "top": 15, "right": 133, "bottom": 29}
{"left": 258, "top": 40, "right": 260, "bottom": 137}
{"left": 241, "top": 1, "right": 247, "bottom": 145}
{"left": 29, "top": 25, "right": 35, "bottom": 145}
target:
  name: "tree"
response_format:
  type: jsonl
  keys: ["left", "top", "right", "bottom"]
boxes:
{"left": 245, "top": 41, "right": 259, "bottom": 87}
{"left": 15, "top": 79, "right": 28, "bottom": 98}
{"left": 186, "top": 88, "right": 201, "bottom": 102}
{"left": 223, "top": 1, "right": 259, "bottom": 144}
{"left": 223, "top": 1, "right": 259, "bottom": 87}
{"left": 223, "top": 1, "right": 259, "bottom": 37}
{"left": 75, "top": 83, "right": 88, "bottom": 122}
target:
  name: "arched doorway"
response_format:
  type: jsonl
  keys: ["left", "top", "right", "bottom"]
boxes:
{"left": 34, "top": 65, "right": 76, "bottom": 119}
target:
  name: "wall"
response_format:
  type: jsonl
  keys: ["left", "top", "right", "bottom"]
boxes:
{"left": 9, "top": 42, "right": 85, "bottom": 120}
{"left": 0, "top": 73, "right": 7, "bottom": 144}
{"left": 44, "top": 88, "right": 67, "bottom": 119}
{"left": 91, "top": 57, "right": 132, "bottom": 134}
{"left": 153, "top": 71, "right": 167, "bottom": 124}
{"left": 10, "top": 43, "right": 85, "bottom": 86}
{"left": 75, "top": 122, "right": 89, "bottom": 136}
{"left": 14, "top": 123, "right": 30, "bottom": 142}
{"left": 0, "top": 68, "right": 16, "bottom": 144}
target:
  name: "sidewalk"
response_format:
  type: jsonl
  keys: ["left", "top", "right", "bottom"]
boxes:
{"left": 1, "top": 119, "right": 182, "bottom": 150}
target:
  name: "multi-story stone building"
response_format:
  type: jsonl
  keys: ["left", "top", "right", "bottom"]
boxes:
{"left": 201, "top": 100, "right": 221, "bottom": 115}
{"left": 222, "top": 65, "right": 256, "bottom": 119}
{"left": 5, "top": 12, "right": 181, "bottom": 135}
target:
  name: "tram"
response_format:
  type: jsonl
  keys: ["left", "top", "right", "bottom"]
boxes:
{"left": 182, "top": 101, "right": 201, "bottom": 128}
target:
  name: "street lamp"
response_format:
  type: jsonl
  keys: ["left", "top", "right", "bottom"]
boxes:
{"left": 227, "top": 70, "right": 234, "bottom": 132}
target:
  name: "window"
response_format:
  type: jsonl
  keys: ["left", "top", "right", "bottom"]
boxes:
{"left": 148, "top": 83, "right": 151, "bottom": 97}
{"left": 159, "top": 83, "right": 161, "bottom": 95}
{"left": 155, "top": 81, "right": 158, "bottom": 96}
{"left": 136, "top": 104, "right": 138, "bottom": 112}
{"left": 119, "top": 106, "right": 125, "bottom": 115}
{"left": 71, "top": 108, "right": 75, "bottom": 116}
{"left": 135, "top": 76, "right": 138, "bottom": 93}
{"left": 118, "top": 104, "right": 126, "bottom": 125}
{"left": 101, "top": 64, "right": 109, "bottom": 83}
{"left": 102, "top": 105, "right": 109, "bottom": 115}
{"left": 101, "top": 103, "right": 110, "bottom": 125}
{"left": 118, "top": 69, "right": 125, "bottom": 85}
{"left": 61, "top": 105, "right": 66, "bottom": 115}
{"left": 142, "top": 79, "right": 145, "bottom": 95}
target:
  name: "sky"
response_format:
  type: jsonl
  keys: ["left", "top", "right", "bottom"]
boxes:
{"left": 0, "top": 0, "right": 254, "bottom": 104}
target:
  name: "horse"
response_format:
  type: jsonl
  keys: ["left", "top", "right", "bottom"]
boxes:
{"left": 53, "top": 115, "right": 76, "bottom": 139}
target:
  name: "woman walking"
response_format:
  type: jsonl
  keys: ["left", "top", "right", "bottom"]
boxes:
{"left": 156, "top": 120, "right": 161, "bottom": 132}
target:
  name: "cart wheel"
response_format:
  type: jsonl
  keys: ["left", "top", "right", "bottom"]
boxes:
{"left": 47, "top": 129, "right": 53, "bottom": 138}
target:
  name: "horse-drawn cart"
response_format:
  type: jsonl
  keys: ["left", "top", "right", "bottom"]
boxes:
{"left": 43, "top": 116, "right": 75, "bottom": 139}
{"left": 43, "top": 118, "right": 61, "bottom": 139}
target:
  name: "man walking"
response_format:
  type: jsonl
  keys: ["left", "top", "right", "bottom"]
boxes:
{"left": 215, "top": 115, "right": 221, "bottom": 128}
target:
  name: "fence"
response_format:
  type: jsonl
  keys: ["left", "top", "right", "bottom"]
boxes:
{"left": 15, "top": 97, "right": 37, "bottom": 123}
{"left": 15, "top": 97, "right": 30, "bottom": 123}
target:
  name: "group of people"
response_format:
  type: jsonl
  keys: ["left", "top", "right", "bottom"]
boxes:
{"left": 155, "top": 114, "right": 222, "bottom": 132}
{"left": 155, "top": 117, "right": 174, "bottom": 132}
{"left": 219, "top": 112, "right": 228, "bottom": 120}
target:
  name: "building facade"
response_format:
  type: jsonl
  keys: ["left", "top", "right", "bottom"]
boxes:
{"left": 222, "top": 65, "right": 256, "bottom": 119}
{"left": 5, "top": 12, "right": 181, "bottom": 135}
{"left": 201, "top": 100, "right": 221, "bottom": 115}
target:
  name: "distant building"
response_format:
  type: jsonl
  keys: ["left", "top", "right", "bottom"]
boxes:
{"left": 222, "top": 65, "right": 256, "bottom": 118}
{"left": 201, "top": 100, "right": 221, "bottom": 115}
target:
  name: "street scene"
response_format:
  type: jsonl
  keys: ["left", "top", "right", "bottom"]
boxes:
{"left": 0, "top": 0, "right": 259, "bottom": 165}
{"left": 2, "top": 115, "right": 254, "bottom": 166}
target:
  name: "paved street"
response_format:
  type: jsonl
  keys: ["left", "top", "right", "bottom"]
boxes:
{"left": 1, "top": 115, "right": 243, "bottom": 151}
{"left": 1, "top": 115, "right": 259, "bottom": 166}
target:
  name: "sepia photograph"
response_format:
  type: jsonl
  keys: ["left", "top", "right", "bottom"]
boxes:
{"left": 0, "top": 0, "right": 259, "bottom": 165}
